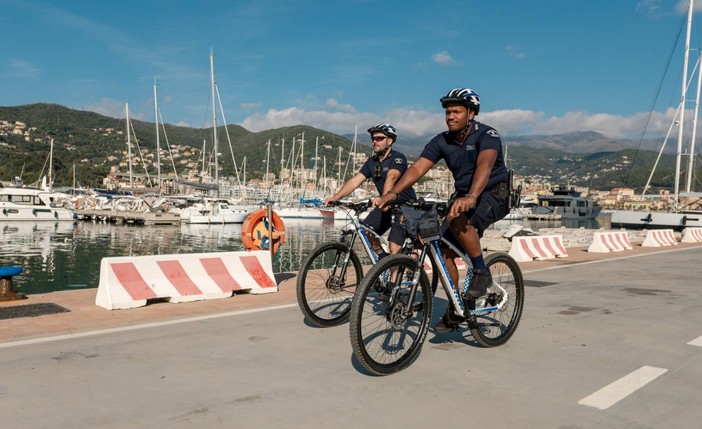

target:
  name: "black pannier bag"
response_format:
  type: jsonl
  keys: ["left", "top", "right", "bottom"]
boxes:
{"left": 400, "top": 206, "right": 441, "bottom": 242}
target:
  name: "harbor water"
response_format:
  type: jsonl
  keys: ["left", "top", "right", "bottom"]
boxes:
{"left": 1, "top": 216, "right": 607, "bottom": 295}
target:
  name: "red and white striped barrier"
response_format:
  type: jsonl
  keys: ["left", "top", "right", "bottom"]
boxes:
{"left": 508, "top": 235, "right": 568, "bottom": 262}
{"left": 96, "top": 250, "right": 277, "bottom": 310}
{"left": 424, "top": 257, "right": 466, "bottom": 273}
{"left": 641, "top": 229, "right": 678, "bottom": 247}
{"left": 588, "top": 231, "right": 633, "bottom": 253}
{"left": 681, "top": 227, "right": 702, "bottom": 243}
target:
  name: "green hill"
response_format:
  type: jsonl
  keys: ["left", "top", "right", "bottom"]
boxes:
{"left": 0, "top": 103, "right": 695, "bottom": 192}
{"left": 0, "top": 104, "right": 370, "bottom": 188}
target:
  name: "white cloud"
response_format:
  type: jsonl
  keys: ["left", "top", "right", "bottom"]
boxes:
{"left": 84, "top": 98, "right": 146, "bottom": 121}
{"left": 505, "top": 45, "right": 526, "bottom": 60}
{"left": 7, "top": 60, "right": 40, "bottom": 78}
{"left": 240, "top": 101, "right": 262, "bottom": 110}
{"left": 239, "top": 106, "right": 681, "bottom": 140}
{"left": 326, "top": 98, "right": 356, "bottom": 113}
{"left": 87, "top": 98, "right": 681, "bottom": 141}
{"left": 432, "top": 51, "right": 457, "bottom": 65}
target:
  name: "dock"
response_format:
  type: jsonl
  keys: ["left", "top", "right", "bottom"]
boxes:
{"left": 74, "top": 209, "right": 181, "bottom": 225}
{"left": 524, "top": 213, "right": 562, "bottom": 220}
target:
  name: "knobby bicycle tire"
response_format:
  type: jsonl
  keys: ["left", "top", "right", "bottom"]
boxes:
{"left": 296, "top": 241, "right": 363, "bottom": 327}
{"left": 468, "top": 252, "right": 524, "bottom": 347}
{"left": 349, "top": 254, "right": 433, "bottom": 376}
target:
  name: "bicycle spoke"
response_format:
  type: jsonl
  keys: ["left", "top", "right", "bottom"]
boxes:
{"left": 350, "top": 254, "right": 432, "bottom": 375}
{"left": 469, "top": 253, "right": 524, "bottom": 347}
{"left": 297, "top": 242, "right": 362, "bottom": 327}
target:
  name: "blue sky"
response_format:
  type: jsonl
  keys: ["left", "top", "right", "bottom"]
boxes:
{"left": 2, "top": 0, "right": 702, "bottom": 140}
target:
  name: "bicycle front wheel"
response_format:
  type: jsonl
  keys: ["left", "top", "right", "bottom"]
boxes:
{"left": 469, "top": 252, "right": 524, "bottom": 347}
{"left": 296, "top": 241, "right": 362, "bottom": 327}
{"left": 349, "top": 254, "right": 432, "bottom": 376}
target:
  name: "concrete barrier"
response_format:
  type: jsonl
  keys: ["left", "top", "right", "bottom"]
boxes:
{"left": 681, "top": 227, "right": 702, "bottom": 243}
{"left": 96, "top": 250, "right": 277, "bottom": 310}
{"left": 641, "top": 229, "right": 678, "bottom": 247}
{"left": 508, "top": 234, "right": 568, "bottom": 262}
{"left": 423, "top": 257, "right": 465, "bottom": 273}
{"left": 588, "top": 231, "right": 633, "bottom": 253}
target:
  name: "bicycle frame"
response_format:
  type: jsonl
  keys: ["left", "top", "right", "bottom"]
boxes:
{"left": 341, "top": 218, "right": 388, "bottom": 264}
{"left": 408, "top": 234, "right": 509, "bottom": 319}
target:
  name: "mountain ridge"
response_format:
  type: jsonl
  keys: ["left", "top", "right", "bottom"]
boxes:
{"left": 0, "top": 103, "right": 688, "bottom": 191}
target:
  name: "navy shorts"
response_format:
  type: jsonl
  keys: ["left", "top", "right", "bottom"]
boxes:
{"left": 441, "top": 191, "right": 509, "bottom": 246}
{"left": 362, "top": 207, "right": 405, "bottom": 245}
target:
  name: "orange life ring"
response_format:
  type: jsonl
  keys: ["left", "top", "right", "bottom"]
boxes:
{"left": 241, "top": 209, "right": 285, "bottom": 254}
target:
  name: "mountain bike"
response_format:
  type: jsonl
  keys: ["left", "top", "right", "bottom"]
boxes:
{"left": 349, "top": 200, "right": 524, "bottom": 376}
{"left": 296, "top": 200, "right": 437, "bottom": 328}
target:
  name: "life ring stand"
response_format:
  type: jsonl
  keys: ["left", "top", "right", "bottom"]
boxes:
{"left": 241, "top": 209, "right": 285, "bottom": 254}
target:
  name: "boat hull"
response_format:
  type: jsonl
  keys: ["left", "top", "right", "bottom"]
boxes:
{"left": 610, "top": 210, "right": 702, "bottom": 231}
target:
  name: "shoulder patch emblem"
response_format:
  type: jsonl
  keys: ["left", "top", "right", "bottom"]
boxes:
{"left": 487, "top": 129, "right": 500, "bottom": 138}
{"left": 394, "top": 157, "right": 403, "bottom": 164}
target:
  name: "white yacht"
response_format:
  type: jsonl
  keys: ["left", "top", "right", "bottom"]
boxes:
{"left": 179, "top": 199, "right": 258, "bottom": 224}
{"left": 0, "top": 183, "right": 75, "bottom": 221}
{"left": 529, "top": 186, "right": 602, "bottom": 220}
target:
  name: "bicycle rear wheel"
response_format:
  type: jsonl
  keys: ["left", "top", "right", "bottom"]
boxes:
{"left": 296, "top": 241, "right": 362, "bottom": 327}
{"left": 468, "top": 253, "right": 524, "bottom": 347}
{"left": 349, "top": 254, "right": 432, "bottom": 376}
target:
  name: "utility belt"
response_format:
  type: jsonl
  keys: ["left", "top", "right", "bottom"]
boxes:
{"left": 488, "top": 181, "right": 510, "bottom": 200}
{"left": 487, "top": 170, "right": 522, "bottom": 209}
{"left": 452, "top": 170, "right": 521, "bottom": 209}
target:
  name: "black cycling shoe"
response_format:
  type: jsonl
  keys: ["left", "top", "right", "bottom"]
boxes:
{"left": 434, "top": 307, "right": 461, "bottom": 333}
{"left": 464, "top": 270, "right": 492, "bottom": 298}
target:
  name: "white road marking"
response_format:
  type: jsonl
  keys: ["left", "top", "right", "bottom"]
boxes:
{"left": 687, "top": 335, "right": 702, "bottom": 347}
{"left": 0, "top": 303, "right": 299, "bottom": 349}
{"left": 578, "top": 366, "right": 668, "bottom": 410}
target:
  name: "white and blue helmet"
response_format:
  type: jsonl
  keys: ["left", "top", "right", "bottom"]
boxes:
{"left": 367, "top": 123, "right": 398, "bottom": 140}
{"left": 440, "top": 88, "right": 480, "bottom": 115}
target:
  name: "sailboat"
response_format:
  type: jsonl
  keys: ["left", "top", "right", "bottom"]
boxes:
{"left": 179, "top": 49, "right": 258, "bottom": 224}
{"left": 611, "top": 0, "right": 702, "bottom": 231}
{"left": 1, "top": 139, "right": 75, "bottom": 221}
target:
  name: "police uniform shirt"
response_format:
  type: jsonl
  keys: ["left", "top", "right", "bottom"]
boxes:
{"left": 419, "top": 120, "right": 509, "bottom": 197}
{"left": 359, "top": 149, "right": 416, "bottom": 203}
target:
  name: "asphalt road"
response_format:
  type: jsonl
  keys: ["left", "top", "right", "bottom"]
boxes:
{"left": 2, "top": 246, "right": 701, "bottom": 428}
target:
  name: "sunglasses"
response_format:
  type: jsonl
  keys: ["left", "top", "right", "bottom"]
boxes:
{"left": 372, "top": 136, "right": 386, "bottom": 142}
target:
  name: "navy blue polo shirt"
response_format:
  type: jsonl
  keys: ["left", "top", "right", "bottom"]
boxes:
{"left": 359, "top": 149, "right": 416, "bottom": 203}
{"left": 419, "top": 120, "right": 509, "bottom": 196}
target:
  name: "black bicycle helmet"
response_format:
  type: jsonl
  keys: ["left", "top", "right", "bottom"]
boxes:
{"left": 367, "top": 123, "right": 398, "bottom": 140}
{"left": 440, "top": 88, "right": 480, "bottom": 115}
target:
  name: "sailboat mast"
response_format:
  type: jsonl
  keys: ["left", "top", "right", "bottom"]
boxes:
{"left": 281, "top": 138, "right": 285, "bottom": 186}
{"left": 314, "top": 136, "right": 319, "bottom": 190}
{"left": 126, "top": 102, "right": 133, "bottom": 188}
{"left": 337, "top": 146, "right": 342, "bottom": 186}
{"left": 687, "top": 50, "right": 702, "bottom": 193}
{"left": 210, "top": 49, "right": 219, "bottom": 198}
{"left": 48, "top": 138, "right": 53, "bottom": 190}
{"left": 675, "top": 0, "right": 694, "bottom": 209}
{"left": 265, "top": 139, "right": 271, "bottom": 184}
{"left": 153, "top": 80, "right": 162, "bottom": 194}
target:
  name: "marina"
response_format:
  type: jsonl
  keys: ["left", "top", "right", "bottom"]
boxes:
{"left": 0, "top": 214, "right": 611, "bottom": 296}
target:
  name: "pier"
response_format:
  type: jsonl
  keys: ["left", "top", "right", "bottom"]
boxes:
{"left": 1, "top": 243, "right": 701, "bottom": 428}
{"left": 74, "top": 209, "right": 180, "bottom": 225}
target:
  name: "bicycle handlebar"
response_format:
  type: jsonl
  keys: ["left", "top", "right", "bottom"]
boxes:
{"left": 329, "top": 198, "right": 450, "bottom": 217}
{"left": 327, "top": 199, "right": 373, "bottom": 214}
{"left": 393, "top": 198, "right": 449, "bottom": 216}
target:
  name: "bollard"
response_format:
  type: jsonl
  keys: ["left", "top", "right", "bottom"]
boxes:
{"left": 0, "top": 266, "right": 27, "bottom": 301}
